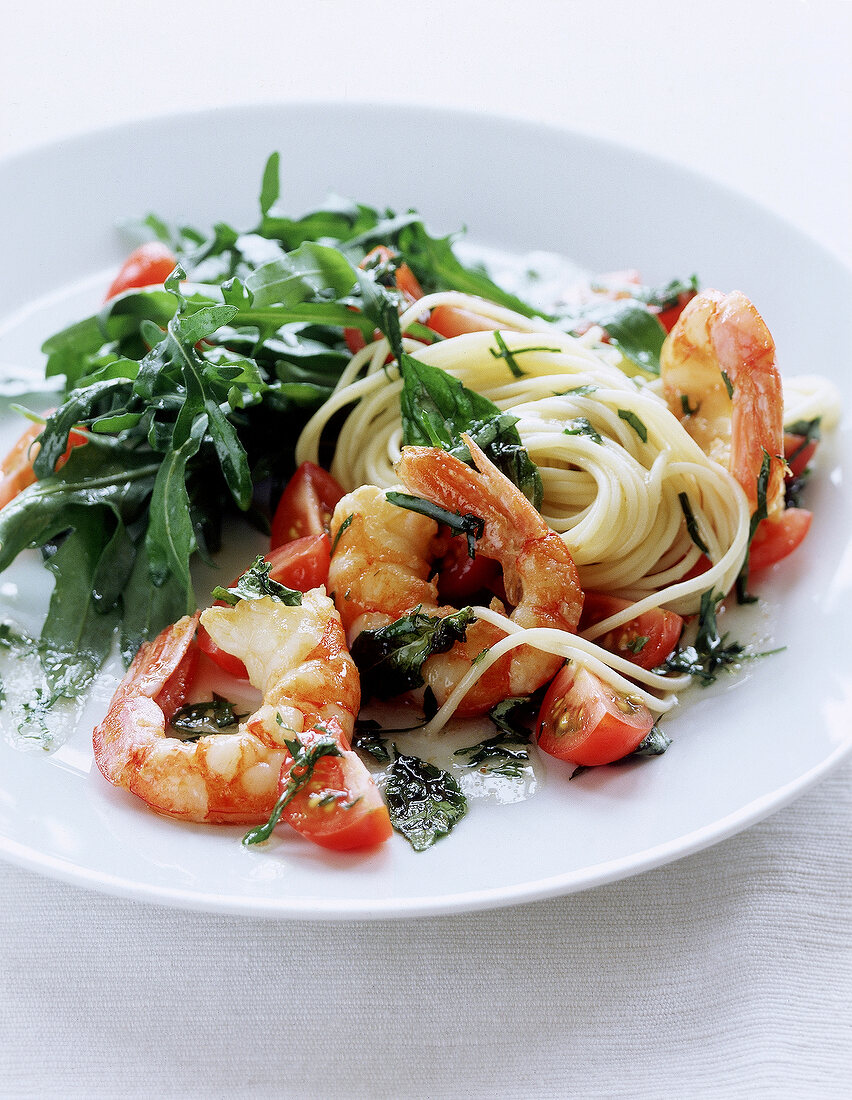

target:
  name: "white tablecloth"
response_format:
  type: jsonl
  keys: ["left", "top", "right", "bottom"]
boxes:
{"left": 2, "top": 2, "right": 850, "bottom": 1096}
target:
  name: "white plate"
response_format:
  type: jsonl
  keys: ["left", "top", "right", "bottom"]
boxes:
{"left": 0, "top": 104, "right": 850, "bottom": 918}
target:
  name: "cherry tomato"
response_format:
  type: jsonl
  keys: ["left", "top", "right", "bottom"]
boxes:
{"left": 0, "top": 423, "right": 87, "bottom": 510}
{"left": 436, "top": 534, "right": 502, "bottom": 603}
{"left": 270, "top": 462, "right": 346, "bottom": 546}
{"left": 196, "top": 534, "right": 332, "bottom": 679}
{"left": 426, "top": 305, "right": 497, "bottom": 339}
{"left": 105, "top": 241, "right": 178, "bottom": 300}
{"left": 153, "top": 633, "right": 200, "bottom": 723}
{"left": 580, "top": 592, "right": 683, "bottom": 670}
{"left": 653, "top": 288, "right": 698, "bottom": 333}
{"left": 343, "top": 245, "right": 425, "bottom": 352}
{"left": 536, "top": 663, "right": 654, "bottom": 766}
{"left": 784, "top": 432, "right": 818, "bottom": 479}
{"left": 278, "top": 717, "right": 393, "bottom": 850}
{"left": 749, "top": 509, "right": 812, "bottom": 572}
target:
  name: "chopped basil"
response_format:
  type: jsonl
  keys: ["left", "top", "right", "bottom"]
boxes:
{"left": 721, "top": 370, "right": 734, "bottom": 399}
{"left": 242, "top": 730, "right": 343, "bottom": 846}
{"left": 679, "top": 492, "right": 710, "bottom": 554}
{"left": 169, "top": 694, "right": 246, "bottom": 741}
{"left": 489, "top": 333, "right": 560, "bottom": 378}
{"left": 350, "top": 605, "right": 476, "bottom": 701}
{"left": 384, "top": 751, "right": 468, "bottom": 851}
{"left": 386, "top": 490, "right": 484, "bottom": 557}
{"left": 658, "top": 589, "right": 749, "bottom": 686}
{"left": 563, "top": 416, "right": 603, "bottom": 444}
{"left": 352, "top": 720, "right": 393, "bottom": 764}
{"left": 633, "top": 725, "right": 672, "bottom": 756}
{"left": 617, "top": 409, "right": 648, "bottom": 443}
{"left": 735, "top": 450, "right": 772, "bottom": 604}
{"left": 212, "top": 555, "right": 302, "bottom": 606}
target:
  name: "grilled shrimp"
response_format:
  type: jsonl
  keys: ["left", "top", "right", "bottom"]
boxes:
{"left": 93, "top": 589, "right": 368, "bottom": 829}
{"left": 328, "top": 434, "right": 584, "bottom": 716}
{"left": 660, "top": 289, "right": 785, "bottom": 517}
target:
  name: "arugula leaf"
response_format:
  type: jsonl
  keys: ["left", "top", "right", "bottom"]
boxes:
{"left": 384, "top": 751, "right": 468, "bottom": 851}
{"left": 399, "top": 354, "right": 543, "bottom": 508}
{"left": 212, "top": 555, "right": 302, "bottom": 606}
{"left": 350, "top": 605, "right": 476, "bottom": 701}
{"left": 245, "top": 242, "right": 357, "bottom": 309}
{"left": 39, "top": 508, "right": 124, "bottom": 699}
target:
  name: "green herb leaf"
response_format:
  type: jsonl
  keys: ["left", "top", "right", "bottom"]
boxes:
{"left": 399, "top": 353, "right": 542, "bottom": 508}
{"left": 242, "top": 732, "right": 343, "bottom": 846}
{"left": 350, "top": 605, "right": 475, "bottom": 701}
{"left": 678, "top": 491, "right": 710, "bottom": 554}
{"left": 352, "top": 720, "right": 393, "bottom": 764}
{"left": 386, "top": 491, "right": 484, "bottom": 557}
{"left": 633, "top": 725, "right": 672, "bottom": 756}
{"left": 384, "top": 751, "right": 468, "bottom": 851}
{"left": 170, "top": 694, "right": 246, "bottom": 741}
{"left": 617, "top": 408, "right": 648, "bottom": 443}
{"left": 563, "top": 416, "right": 603, "bottom": 444}
{"left": 212, "top": 555, "right": 302, "bottom": 606}
{"left": 581, "top": 301, "right": 667, "bottom": 375}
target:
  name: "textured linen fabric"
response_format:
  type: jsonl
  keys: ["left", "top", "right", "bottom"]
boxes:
{"left": 1, "top": 759, "right": 850, "bottom": 1099}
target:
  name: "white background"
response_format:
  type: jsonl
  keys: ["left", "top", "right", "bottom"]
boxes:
{"left": 1, "top": 2, "right": 851, "bottom": 1097}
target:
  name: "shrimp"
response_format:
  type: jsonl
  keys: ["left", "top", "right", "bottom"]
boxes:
{"left": 328, "top": 434, "right": 584, "bottom": 716}
{"left": 93, "top": 588, "right": 362, "bottom": 825}
{"left": 660, "top": 289, "right": 785, "bottom": 517}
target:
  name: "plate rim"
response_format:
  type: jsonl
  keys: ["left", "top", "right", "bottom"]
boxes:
{"left": 1, "top": 100, "right": 850, "bottom": 919}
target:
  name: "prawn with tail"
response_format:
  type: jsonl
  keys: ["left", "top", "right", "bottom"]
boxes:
{"left": 660, "top": 289, "right": 786, "bottom": 516}
{"left": 93, "top": 588, "right": 391, "bottom": 848}
{"left": 328, "top": 433, "right": 584, "bottom": 717}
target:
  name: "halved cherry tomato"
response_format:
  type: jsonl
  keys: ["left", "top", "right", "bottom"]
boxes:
{"left": 580, "top": 592, "right": 683, "bottom": 670}
{"left": 197, "top": 534, "right": 332, "bottom": 679}
{"left": 784, "top": 432, "right": 818, "bottom": 479}
{"left": 278, "top": 717, "right": 393, "bottom": 850}
{"left": 536, "top": 663, "right": 654, "bottom": 766}
{"left": 0, "top": 423, "right": 87, "bottom": 510}
{"left": 270, "top": 462, "right": 346, "bottom": 547}
{"left": 154, "top": 636, "right": 201, "bottom": 722}
{"left": 436, "top": 534, "right": 502, "bottom": 603}
{"left": 105, "top": 241, "right": 178, "bottom": 300}
{"left": 749, "top": 509, "right": 812, "bottom": 573}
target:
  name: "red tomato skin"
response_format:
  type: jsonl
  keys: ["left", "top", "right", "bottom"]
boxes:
{"left": 436, "top": 535, "right": 502, "bottom": 603}
{"left": 749, "top": 509, "right": 812, "bottom": 573}
{"left": 154, "top": 638, "right": 200, "bottom": 722}
{"left": 196, "top": 534, "right": 333, "bottom": 679}
{"left": 270, "top": 463, "right": 346, "bottom": 547}
{"left": 536, "top": 665, "right": 654, "bottom": 766}
{"left": 0, "top": 424, "right": 87, "bottom": 510}
{"left": 427, "top": 305, "right": 497, "bottom": 339}
{"left": 279, "top": 717, "right": 393, "bottom": 851}
{"left": 783, "top": 433, "right": 818, "bottom": 479}
{"left": 105, "top": 242, "right": 178, "bottom": 300}
{"left": 580, "top": 592, "right": 683, "bottom": 670}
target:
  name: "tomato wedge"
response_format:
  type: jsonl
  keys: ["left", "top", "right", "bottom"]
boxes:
{"left": 0, "top": 422, "right": 87, "bottom": 511}
{"left": 749, "top": 509, "right": 812, "bottom": 572}
{"left": 436, "top": 534, "right": 502, "bottom": 603}
{"left": 580, "top": 592, "right": 683, "bottom": 670}
{"left": 279, "top": 717, "right": 393, "bottom": 851}
{"left": 784, "top": 431, "right": 818, "bottom": 479}
{"left": 536, "top": 663, "right": 654, "bottom": 766}
{"left": 196, "top": 535, "right": 332, "bottom": 679}
{"left": 270, "top": 462, "right": 346, "bottom": 546}
{"left": 105, "top": 241, "right": 178, "bottom": 300}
